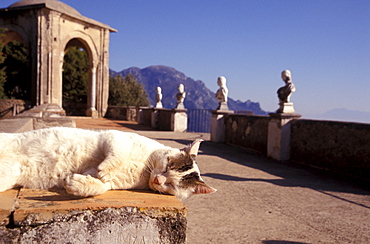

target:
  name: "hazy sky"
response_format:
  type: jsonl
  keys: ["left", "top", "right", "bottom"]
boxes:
{"left": 2, "top": 0, "right": 369, "bottom": 117}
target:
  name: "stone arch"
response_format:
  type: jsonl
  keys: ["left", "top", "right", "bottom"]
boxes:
{"left": 61, "top": 31, "right": 98, "bottom": 66}
{"left": 60, "top": 31, "right": 100, "bottom": 117}
{"left": 62, "top": 39, "right": 89, "bottom": 115}
{"left": 0, "top": 24, "right": 28, "bottom": 45}
{"left": 2, "top": 30, "right": 26, "bottom": 46}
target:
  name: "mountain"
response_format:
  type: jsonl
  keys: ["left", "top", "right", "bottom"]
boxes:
{"left": 109, "top": 65, "right": 267, "bottom": 115}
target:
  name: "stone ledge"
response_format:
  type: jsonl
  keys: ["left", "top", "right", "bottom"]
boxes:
{"left": 0, "top": 118, "right": 34, "bottom": 133}
{"left": 0, "top": 189, "right": 187, "bottom": 243}
{"left": 0, "top": 117, "right": 76, "bottom": 133}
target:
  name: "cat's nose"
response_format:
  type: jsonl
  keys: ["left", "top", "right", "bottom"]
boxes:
{"left": 153, "top": 175, "right": 166, "bottom": 185}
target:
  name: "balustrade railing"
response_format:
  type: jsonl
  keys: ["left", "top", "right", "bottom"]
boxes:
{"left": 187, "top": 109, "right": 212, "bottom": 133}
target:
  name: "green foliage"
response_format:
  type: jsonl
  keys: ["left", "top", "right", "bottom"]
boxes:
{"left": 0, "top": 28, "right": 6, "bottom": 99}
{"left": 62, "top": 47, "right": 88, "bottom": 104}
{"left": 0, "top": 28, "right": 29, "bottom": 100}
{"left": 109, "top": 74, "right": 149, "bottom": 107}
{"left": 1, "top": 40, "right": 29, "bottom": 100}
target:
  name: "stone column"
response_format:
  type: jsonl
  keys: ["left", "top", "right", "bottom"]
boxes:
{"left": 86, "top": 65, "right": 98, "bottom": 118}
{"left": 267, "top": 113, "right": 301, "bottom": 161}
{"left": 211, "top": 110, "right": 233, "bottom": 142}
{"left": 171, "top": 109, "right": 188, "bottom": 132}
{"left": 151, "top": 108, "right": 160, "bottom": 129}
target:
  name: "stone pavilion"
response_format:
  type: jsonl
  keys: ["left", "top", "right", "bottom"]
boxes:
{"left": 0, "top": 0, "right": 117, "bottom": 117}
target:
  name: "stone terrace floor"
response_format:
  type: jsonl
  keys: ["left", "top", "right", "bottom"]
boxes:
{"left": 73, "top": 118, "right": 370, "bottom": 244}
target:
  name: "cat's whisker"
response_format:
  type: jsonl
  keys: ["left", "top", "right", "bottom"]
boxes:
{"left": 144, "top": 168, "right": 152, "bottom": 174}
{"left": 144, "top": 162, "right": 154, "bottom": 174}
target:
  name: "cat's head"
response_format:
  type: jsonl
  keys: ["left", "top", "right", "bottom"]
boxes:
{"left": 148, "top": 139, "right": 216, "bottom": 201}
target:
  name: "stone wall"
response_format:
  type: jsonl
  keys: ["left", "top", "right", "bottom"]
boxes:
{"left": 105, "top": 106, "right": 138, "bottom": 121}
{"left": 157, "top": 109, "right": 173, "bottom": 131}
{"left": 0, "top": 99, "right": 31, "bottom": 119}
{"left": 290, "top": 119, "right": 370, "bottom": 179}
{"left": 224, "top": 114, "right": 269, "bottom": 154}
{"left": 140, "top": 108, "right": 154, "bottom": 127}
{"left": 120, "top": 107, "right": 188, "bottom": 132}
{"left": 223, "top": 115, "right": 370, "bottom": 180}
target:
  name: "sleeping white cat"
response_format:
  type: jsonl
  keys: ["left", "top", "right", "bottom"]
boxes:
{"left": 0, "top": 127, "right": 216, "bottom": 200}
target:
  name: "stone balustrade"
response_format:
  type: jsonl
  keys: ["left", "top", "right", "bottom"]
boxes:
{"left": 222, "top": 113, "right": 370, "bottom": 181}
{"left": 107, "top": 106, "right": 188, "bottom": 132}
{"left": 104, "top": 105, "right": 370, "bottom": 181}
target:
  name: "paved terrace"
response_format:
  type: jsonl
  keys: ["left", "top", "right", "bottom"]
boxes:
{"left": 76, "top": 118, "right": 370, "bottom": 244}
{"left": 1, "top": 118, "right": 370, "bottom": 243}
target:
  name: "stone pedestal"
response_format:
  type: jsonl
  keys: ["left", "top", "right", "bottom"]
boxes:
{"left": 171, "top": 109, "right": 187, "bottom": 132}
{"left": 277, "top": 102, "right": 295, "bottom": 114}
{"left": 86, "top": 108, "right": 99, "bottom": 119}
{"left": 151, "top": 108, "right": 159, "bottom": 129}
{"left": 155, "top": 102, "right": 163, "bottom": 109}
{"left": 155, "top": 109, "right": 188, "bottom": 132}
{"left": 176, "top": 103, "right": 185, "bottom": 109}
{"left": 267, "top": 113, "right": 301, "bottom": 161}
{"left": 211, "top": 110, "right": 233, "bottom": 142}
{"left": 217, "top": 102, "right": 229, "bottom": 111}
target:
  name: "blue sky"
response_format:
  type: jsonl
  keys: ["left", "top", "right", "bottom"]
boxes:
{"left": 2, "top": 0, "right": 370, "bottom": 121}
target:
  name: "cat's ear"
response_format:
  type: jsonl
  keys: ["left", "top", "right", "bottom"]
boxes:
{"left": 181, "top": 139, "right": 204, "bottom": 156}
{"left": 193, "top": 182, "right": 217, "bottom": 194}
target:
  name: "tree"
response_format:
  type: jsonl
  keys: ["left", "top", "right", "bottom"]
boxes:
{"left": 1, "top": 40, "right": 29, "bottom": 100}
{"left": 62, "top": 46, "right": 89, "bottom": 105}
{"left": 0, "top": 28, "right": 6, "bottom": 99}
{"left": 109, "top": 74, "right": 149, "bottom": 107}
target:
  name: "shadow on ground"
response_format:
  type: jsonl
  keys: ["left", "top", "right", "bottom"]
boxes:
{"left": 152, "top": 137, "right": 370, "bottom": 208}
{"left": 261, "top": 241, "right": 311, "bottom": 244}
{"left": 73, "top": 118, "right": 370, "bottom": 209}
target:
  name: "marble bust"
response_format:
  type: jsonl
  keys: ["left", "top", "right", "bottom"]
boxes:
{"left": 176, "top": 84, "right": 186, "bottom": 109}
{"left": 215, "top": 76, "right": 229, "bottom": 110}
{"left": 155, "top": 86, "right": 163, "bottom": 108}
{"left": 276, "top": 70, "right": 296, "bottom": 113}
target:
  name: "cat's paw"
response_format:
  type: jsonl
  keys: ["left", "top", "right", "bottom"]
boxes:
{"left": 97, "top": 166, "right": 117, "bottom": 182}
{"left": 64, "top": 174, "right": 110, "bottom": 197}
{"left": 64, "top": 174, "right": 88, "bottom": 196}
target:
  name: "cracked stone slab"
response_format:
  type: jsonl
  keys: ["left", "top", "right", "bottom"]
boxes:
{"left": 13, "top": 188, "right": 187, "bottom": 226}
{"left": 0, "top": 189, "right": 19, "bottom": 226}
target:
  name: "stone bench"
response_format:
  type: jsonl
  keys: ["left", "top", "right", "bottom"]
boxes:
{"left": 0, "top": 189, "right": 187, "bottom": 243}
